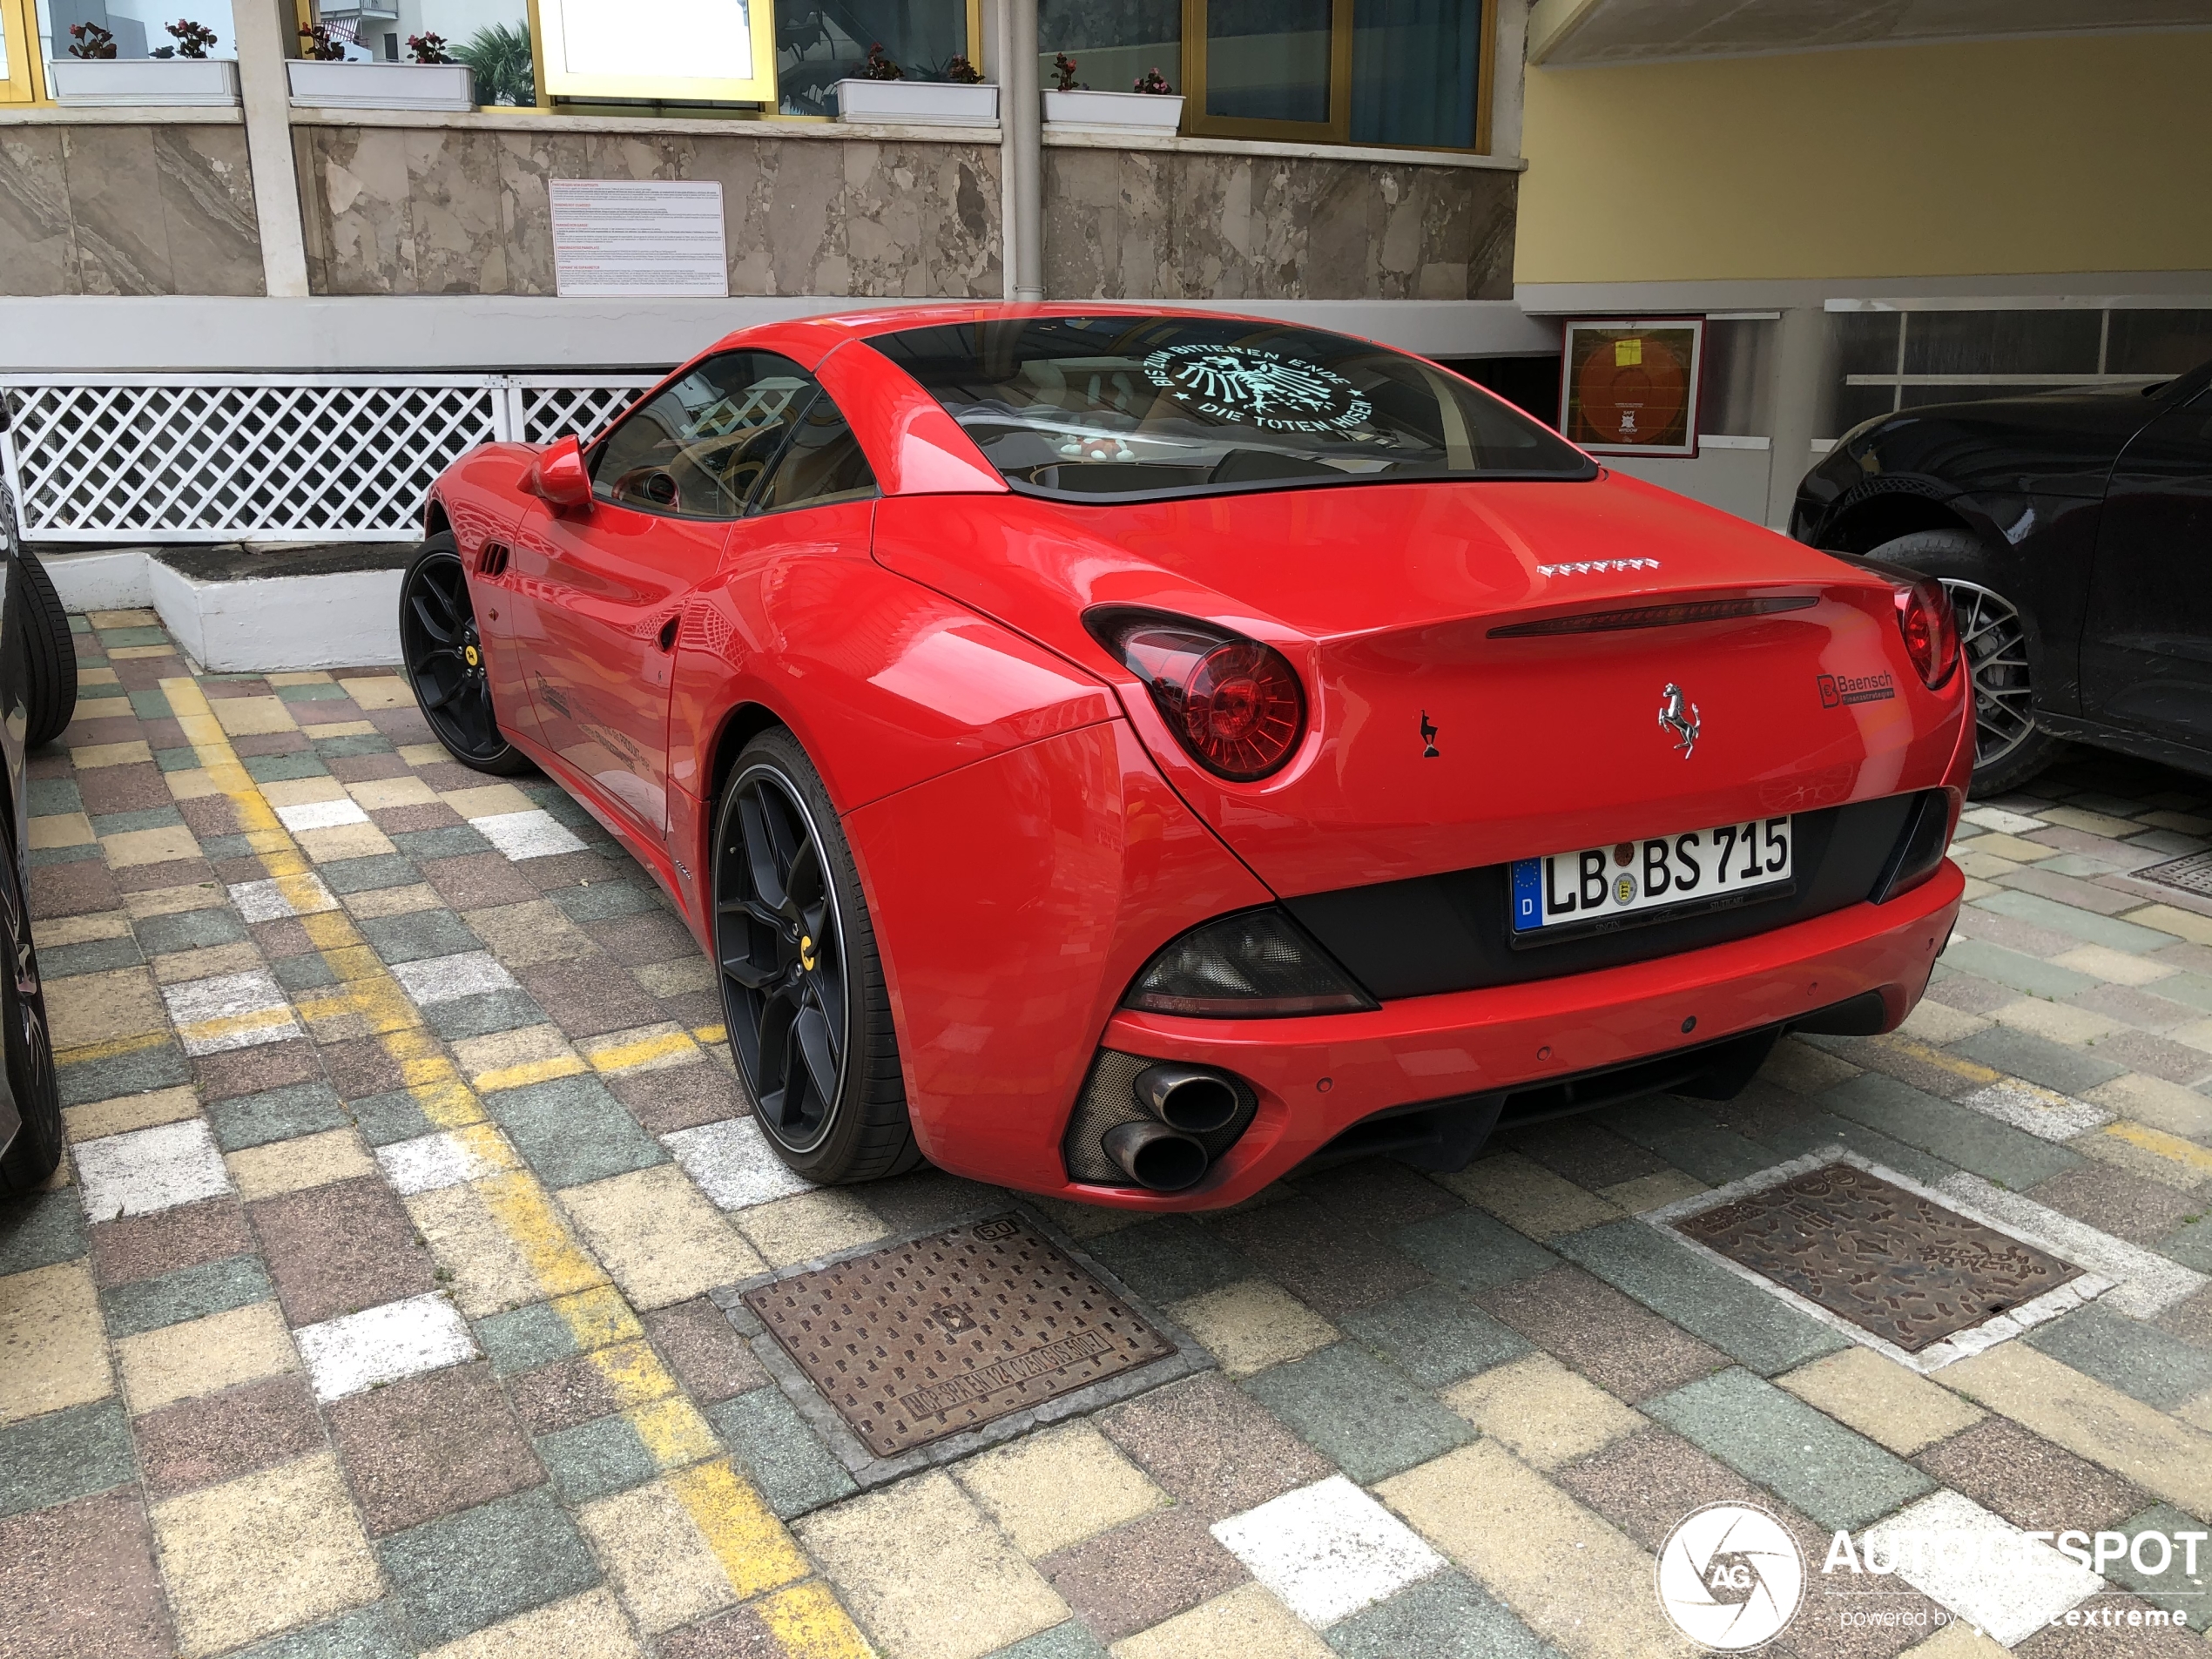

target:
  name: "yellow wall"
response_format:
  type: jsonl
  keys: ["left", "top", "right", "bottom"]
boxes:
{"left": 1516, "top": 30, "right": 2212, "bottom": 284}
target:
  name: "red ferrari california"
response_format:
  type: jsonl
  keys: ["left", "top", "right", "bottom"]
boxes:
{"left": 406, "top": 307, "right": 1971, "bottom": 1210}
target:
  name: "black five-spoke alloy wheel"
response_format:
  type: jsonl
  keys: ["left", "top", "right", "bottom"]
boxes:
{"left": 0, "top": 822, "right": 59, "bottom": 1190}
{"left": 712, "top": 730, "right": 916, "bottom": 1184}
{"left": 399, "top": 536, "right": 529, "bottom": 775}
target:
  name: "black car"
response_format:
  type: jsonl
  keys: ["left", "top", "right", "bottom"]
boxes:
{"left": 1793, "top": 358, "right": 2212, "bottom": 797}
{"left": 0, "top": 482, "right": 77, "bottom": 1191}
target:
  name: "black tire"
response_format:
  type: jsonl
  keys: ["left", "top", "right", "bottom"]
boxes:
{"left": 1865, "top": 529, "right": 2066, "bottom": 798}
{"left": 712, "top": 728, "right": 918, "bottom": 1184}
{"left": 0, "top": 824, "right": 60, "bottom": 1192}
{"left": 398, "top": 536, "right": 532, "bottom": 776}
{"left": 10, "top": 541, "right": 76, "bottom": 752}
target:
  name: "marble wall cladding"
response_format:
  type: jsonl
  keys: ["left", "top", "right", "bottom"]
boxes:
{"left": 1043, "top": 147, "right": 1517, "bottom": 302}
{"left": 0, "top": 124, "right": 260, "bottom": 296}
{"left": 299, "top": 125, "right": 1002, "bottom": 297}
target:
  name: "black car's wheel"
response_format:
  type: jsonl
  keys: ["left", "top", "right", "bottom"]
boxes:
{"left": 0, "top": 823, "right": 59, "bottom": 1192}
{"left": 399, "top": 536, "right": 531, "bottom": 776}
{"left": 712, "top": 729, "right": 917, "bottom": 1184}
{"left": 16, "top": 550, "right": 77, "bottom": 751}
{"left": 1866, "top": 529, "right": 2065, "bottom": 797}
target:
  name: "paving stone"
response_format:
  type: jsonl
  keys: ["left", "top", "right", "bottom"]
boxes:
{"left": 358, "top": 906, "right": 483, "bottom": 965}
{"left": 1337, "top": 1281, "right": 1531, "bottom": 1387}
{"left": 2013, "top": 1595, "right": 2209, "bottom": 1659}
{"left": 117, "top": 1298, "right": 300, "bottom": 1413}
{"left": 1599, "top": 1097, "right": 1778, "bottom": 1185}
{"left": 136, "top": 1373, "right": 326, "bottom": 1500}
{"left": 1820, "top": 1073, "right": 2086, "bottom": 1189}
{"left": 0, "top": 1259, "right": 114, "bottom": 1427}
{"left": 516, "top": 955, "right": 671, "bottom": 1038}
{"left": 1097, "top": 1372, "right": 1336, "bottom": 1522}
{"left": 195, "top": 1037, "right": 326, "bottom": 1106}
{"left": 984, "top": 1622, "right": 1112, "bottom": 1659}
{"left": 704, "top": 1386, "right": 858, "bottom": 1518}
{"left": 1393, "top": 1204, "right": 1561, "bottom": 1293}
{"left": 560, "top": 1165, "right": 765, "bottom": 1310}
{"left": 1441, "top": 1352, "right": 1645, "bottom": 1470}
{"left": 536, "top": 1410, "right": 661, "bottom": 1502}
{"left": 1976, "top": 889, "right": 2182, "bottom": 953}
{"left": 152, "top": 1452, "right": 382, "bottom": 1656}
{"left": 486, "top": 1072, "right": 665, "bottom": 1189}
{"left": 1644, "top": 1366, "right": 1935, "bottom": 1531}
{"left": 1080, "top": 1215, "right": 1254, "bottom": 1305}
{"left": 1860, "top": 1487, "right": 2101, "bottom": 1646}
{"left": 1439, "top": 1150, "right": 1621, "bottom": 1239}
{"left": 0, "top": 1487, "right": 172, "bottom": 1658}
{"left": 424, "top": 988, "right": 549, "bottom": 1041}
{"left": 1774, "top": 1346, "right": 1986, "bottom": 1456}
{"left": 1500, "top": 1117, "right": 1669, "bottom": 1190}
{"left": 1210, "top": 1194, "right": 1433, "bottom": 1317}
{"left": 1938, "top": 939, "right": 2101, "bottom": 1001}
{"left": 1325, "top": 1567, "right": 1557, "bottom": 1659}
{"left": 57, "top": 1038, "right": 191, "bottom": 1107}
{"left": 329, "top": 1361, "right": 544, "bottom": 1535}
{"left": 208, "top": 1080, "right": 348, "bottom": 1152}
{"left": 1170, "top": 1278, "right": 1339, "bottom": 1378}
{"left": 475, "top": 1301, "right": 584, "bottom": 1377}
{"left": 0, "top": 1186, "right": 87, "bottom": 1276}
{"left": 1244, "top": 1342, "right": 1474, "bottom": 1485}
{"left": 252, "top": 1175, "right": 439, "bottom": 1325}
{"left": 1211, "top": 1473, "right": 1446, "bottom": 1628}
{"left": 550, "top": 878, "right": 660, "bottom": 922}
{"left": 1551, "top": 1218, "right": 1849, "bottom": 1376}
{"left": 1471, "top": 1264, "right": 1730, "bottom": 1402}
{"left": 99, "top": 1251, "right": 273, "bottom": 1339}
{"left": 0, "top": 1398, "right": 136, "bottom": 1516}
{"left": 644, "top": 1297, "right": 770, "bottom": 1403}
{"left": 2023, "top": 1163, "right": 2203, "bottom": 1246}
{"left": 377, "top": 1487, "right": 604, "bottom": 1649}
{"left": 1293, "top": 1158, "right": 1463, "bottom": 1229}
{"left": 1035, "top": 1507, "right": 1248, "bottom": 1645}
{"left": 2022, "top": 1301, "right": 2212, "bottom": 1411}
{"left": 609, "top": 1062, "right": 750, "bottom": 1134}
{"left": 2099, "top": 1501, "right": 2212, "bottom": 1618}
{"left": 1551, "top": 1422, "right": 1771, "bottom": 1551}
{"left": 797, "top": 1469, "right": 1069, "bottom": 1659}
{"left": 135, "top": 905, "right": 248, "bottom": 956}
{"left": 74, "top": 1116, "right": 232, "bottom": 1220}
{"left": 956, "top": 1420, "right": 1168, "bottom": 1558}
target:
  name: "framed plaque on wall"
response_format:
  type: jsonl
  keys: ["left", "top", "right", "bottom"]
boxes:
{"left": 1560, "top": 319, "right": 1705, "bottom": 458}
{"left": 534, "top": 0, "right": 779, "bottom": 104}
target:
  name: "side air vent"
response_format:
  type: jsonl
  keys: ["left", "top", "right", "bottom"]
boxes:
{"left": 476, "top": 541, "right": 511, "bottom": 577}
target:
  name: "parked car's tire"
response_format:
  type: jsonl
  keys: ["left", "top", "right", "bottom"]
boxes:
{"left": 399, "top": 536, "right": 532, "bottom": 776}
{"left": 0, "top": 819, "right": 60, "bottom": 1192}
{"left": 7, "top": 529, "right": 76, "bottom": 750}
{"left": 713, "top": 727, "right": 919, "bottom": 1184}
{"left": 1866, "top": 529, "right": 2067, "bottom": 797}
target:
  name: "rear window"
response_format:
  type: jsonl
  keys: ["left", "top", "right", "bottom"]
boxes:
{"left": 867, "top": 315, "right": 1596, "bottom": 502}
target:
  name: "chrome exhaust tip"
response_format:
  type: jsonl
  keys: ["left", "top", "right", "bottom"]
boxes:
{"left": 1102, "top": 1118, "right": 1209, "bottom": 1192}
{"left": 1134, "top": 1064, "right": 1240, "bottom": 1135}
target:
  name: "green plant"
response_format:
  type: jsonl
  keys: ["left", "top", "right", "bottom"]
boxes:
{"left": 1132, "top": 66, "right": 1171, "bottom": 95}
{"left": 298, "top": 21, "right": 347, "bottom": 59}
{"left": 161, "top": 17, "right": 217, "bottom": 56}
{"left": 861, "top": 40, "right": 901, "bottom": 80}
{"left": 66, "top": 21, "right": 117, "bottom": 57}
{"left": 943, "top": 53, "right": 981, "bottom": 84}
{"left": 406, "top": 30, "right": 452, "bottom": 64}
{"left": 1051, "top": 51, "right": 1083, "bottom": 92}
{"left": 453, "top": 21, "right": 534, "bottom": 106}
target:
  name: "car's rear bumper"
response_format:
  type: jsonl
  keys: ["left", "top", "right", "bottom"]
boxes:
{"left": 931, "top": 856, "right": 1963, "bottom": 1210}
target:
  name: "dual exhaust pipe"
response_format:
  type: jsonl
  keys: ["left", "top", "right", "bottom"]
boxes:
{"left": 1103, "top": 1065, "right": 1242, "bottom": 1192}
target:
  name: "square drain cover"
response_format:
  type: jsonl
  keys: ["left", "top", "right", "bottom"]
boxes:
{"left": 2133, "top": 849, "right": 2212, "bottom": 897}
{"left": 1675, "top": 1163, "right": 2081, "bottom": 1352}
{"left": 743, "top": 1215, "right": 1171, "bottom": 1455}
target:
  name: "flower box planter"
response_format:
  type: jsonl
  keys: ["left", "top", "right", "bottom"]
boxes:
{"left": 833, "top": 78, "right": 997, "bottom": 126}
{"left": 287, "top": 60, "right": 474, "bottom": 111}
{"left": 1043, "top": 88, "right": 1183, "bottom": 135}
{"left": 51, "top": 57, "right": 240, "bottom": 106}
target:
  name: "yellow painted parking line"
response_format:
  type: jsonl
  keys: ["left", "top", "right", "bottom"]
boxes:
{"left": 691, "top": 1022, "right": 727, "bottom": 1047}
{"left": 55, "top": 1028, "right": 174, "bottom": 1068}
{"left": 1874, "top": 1035, "right": 2003, "bottom": 1086}
{"left": 757, "top": 1581, "right": 876, "bottom": 1659}
{"left": 476, "top": 1170, "right": 608, "bottom": 1298}
{"left": 631, "top": 1394, "right": 721, "bottom": 1468}
{"left": 474, "top": 1054, "right": 592, "bottom": 1095}
{"left": 551, "top": 1285, "right": 644, "bottom": 1349}
{"left": 588, "top": 1339, "right": 679, "bottom": 1409}
{"left": 2101, "top": 1119, "right": 2212, "bottom": 1178}
{"left": 587, "top": 1029, "right": 701, "bottom": 1074}
{"left": 666, "top": 1458, "right": 810, "bottom": 1601}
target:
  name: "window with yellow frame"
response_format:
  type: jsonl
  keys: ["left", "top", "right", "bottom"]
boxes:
{"left": 0, "top": 0, "right": 46, "bottom": 103}
{"left": 1040, "top": 0, "right": 1492, "bottom": 152}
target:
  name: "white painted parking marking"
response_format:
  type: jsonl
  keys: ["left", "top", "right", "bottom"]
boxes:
{"left": 470, "top": 809, "right": 586, "bottom": 861}
{"left": 375, "top": 1130, "right": 509, "bottom": 1196}
{"left": 226, "top": 873, "right": 340, "bottom": 921}
{"left": 73, "top": 1118, "right": 232, "bottom": 1221}
{"left": 1211, "top": 1474, "right": 1447, "bottom": 1628}
{"left": 294, "top": 1293, "right": 478, "bottom": 1401}
{"left": 161, "top": 969, "right": 302, "bottom": 1054}
{"left": 1960, "top": 806, "right": 2046, "bottom": 835}
{"left": 663, "top": 1116, "right": 816, "bottom": 1211}
{"left": 388, "top": 951, "right": 520, "bottom": 1006}
{"left": 1954, "top": 1081, "right": 2113, "bottom": 1143}
{"left": 274, "top": 798, "right": 371, "bottom": 833}
{"left": 1938, "top": 1171, "right": 2208, "bottom": 1318}
{"left": 1858, "top": 1489, "right": 2101, "bottom": 1645}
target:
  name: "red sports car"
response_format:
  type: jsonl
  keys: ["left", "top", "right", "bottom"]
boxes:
{"left": 407, "top": 307, "right": 1971, "bottom": 1211}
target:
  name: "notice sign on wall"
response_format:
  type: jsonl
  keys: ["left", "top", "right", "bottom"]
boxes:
{"left": 550, "top": 179, "right": 730, "bottom": 298}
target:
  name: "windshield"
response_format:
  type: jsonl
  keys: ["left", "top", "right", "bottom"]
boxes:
{"left": 867, "top": 315, "right": 1597, "bottom": 502}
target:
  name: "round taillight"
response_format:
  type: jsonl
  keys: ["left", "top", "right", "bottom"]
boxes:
{"left": 1179, "top": 641, "right": 1303, "bottom": 779}
{"left": 1894, "top": 578, "right": 1959, "bottom": 690}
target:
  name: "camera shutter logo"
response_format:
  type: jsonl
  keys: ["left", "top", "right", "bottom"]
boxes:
{"left": 1656, "top": 1502, "right": 1804, "bottom": 1649}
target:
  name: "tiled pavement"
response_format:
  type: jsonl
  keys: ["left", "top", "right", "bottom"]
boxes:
{"left": 2, "top": 608, "right": 2210, "bottom": 1658}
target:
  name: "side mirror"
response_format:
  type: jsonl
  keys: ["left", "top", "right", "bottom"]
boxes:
{"left": 526, "top": 435, "right": 593, "bottom": 510}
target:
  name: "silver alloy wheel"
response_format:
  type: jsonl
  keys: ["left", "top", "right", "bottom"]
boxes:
{"left": 1939, "top": 577, "right": 2035, "bottom": 770}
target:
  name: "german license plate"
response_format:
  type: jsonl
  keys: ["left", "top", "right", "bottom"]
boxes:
{"left": 1511, "top": 817, "right": 1793, "bottom": 934}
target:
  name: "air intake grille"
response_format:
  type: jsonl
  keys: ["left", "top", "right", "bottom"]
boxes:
{"left": 1062, "top": 1050, "right": 1258, "bottom": 1185}
{"left": 476, "top": 541, "right": 510, "bottom": 577}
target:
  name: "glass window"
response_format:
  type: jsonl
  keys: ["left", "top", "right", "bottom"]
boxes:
{"left": 1203, "top": 0, "right": 1332, "bottom": 125}
{"left": 1038, "top": 0, "right": 1177, "bottom": 98}
{"left": 1699, "top": 319, "right": 1777, "bottom": 438}
{"left": 590, "top": 352, "right": 814, "bottom": 519}
{"left": 868, "top": 315, "right": 1595, "bottom": 504}
{"left": 2108, "top": 311, "right": 2212, "bottom": 376}
{"left": 1902, "top": 310, "right": 2100, "bottom": 377}
{"left": 753, "top": 392, "right": 877, "bottom": 513}
{"left": 39, "top": 0, "right": 235, "bottom": 63}
{"left": 1351, "top": 0, "right": 1480, "bottom": 150}
{"left": 776, "top": 0, "right": 969, "bottom": 118}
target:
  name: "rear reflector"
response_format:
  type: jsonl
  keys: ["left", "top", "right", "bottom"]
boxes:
{"left": 1127, "top": 908, "right": 1376, "bottom": 1017}
{"left": 1488, "top": 595, "right": 1817, "bottom": 638}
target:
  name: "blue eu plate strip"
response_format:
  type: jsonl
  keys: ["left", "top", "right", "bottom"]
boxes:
{"left": 1511, "top": 859, "right": 1542, "bottom": 934}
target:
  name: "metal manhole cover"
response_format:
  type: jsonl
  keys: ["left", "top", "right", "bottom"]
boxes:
{"left": 1675, "top": 1163, "right": 2081, "bottom": 1352}
{"left": 2134, "top": 849, "right": 2212, "bottom": 897}
{"left": 742, "top": 1216, "right": 1172, "bottom": 1455}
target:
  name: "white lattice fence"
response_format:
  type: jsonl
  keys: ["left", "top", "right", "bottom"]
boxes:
{"left": 0, "top": 373, "right": 660, "bottom": 543}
